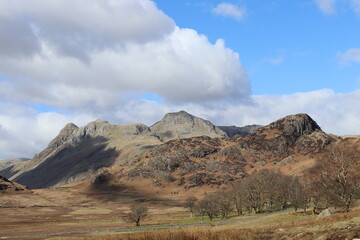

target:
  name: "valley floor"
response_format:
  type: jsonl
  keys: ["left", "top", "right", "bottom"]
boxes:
{"left": 1, "top": 186, "right": 360, "bottom": 240}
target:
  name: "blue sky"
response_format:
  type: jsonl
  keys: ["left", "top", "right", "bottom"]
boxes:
{"left": 154, "top": 0, "right": 360, "bottom": 95}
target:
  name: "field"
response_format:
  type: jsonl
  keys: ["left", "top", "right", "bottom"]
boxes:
{"left": 1, "top": 184, "right": 360, "bottom": 240}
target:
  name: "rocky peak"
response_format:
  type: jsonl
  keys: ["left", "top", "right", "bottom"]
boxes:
{"left": 150, "top": 111, "right": 227, "bottom": 140}
{"left": 59, "top": 123, "right": 79, "bottom": 136}
{"left": 257, "top": 114, "right": 321, "bottom": 138}
{"left": 71, "top": 120, "right": 114, "bottom": 145}
{"left": 48, "top": 123, "right": 79, "bottom": 148}
{"left": 156, "top": 110, "right": 196, "bottom": 127}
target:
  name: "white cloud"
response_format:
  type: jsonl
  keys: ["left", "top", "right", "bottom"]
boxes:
{"left": 337, "top": 48, "right": 360, "bottom": 65}
{"left": 212, "top": 2, "right": 246, "bottom": 21}
{"left": 0, "top": 103, "right": 95, "bottom": 159}
{"left": 0, "top": 0, "right": 250, "bottom": 109}
{"left": 0, "top": 0, "right": 175, "bottom": 60}
{"left": 2, "top": 89, "right": 360, "bottom": 159}
{"left": 349, "top": 0, "right": 360, "bottom": 13}
{"left": 315, "top": 0, "right": 338, "bottom": 14}
{"left": 315, "top": 0, "right": 360, "bottom": 14}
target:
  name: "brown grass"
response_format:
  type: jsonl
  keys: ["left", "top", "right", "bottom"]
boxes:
{"left": 51, "top": 208, "right": 360, "bottom": 240}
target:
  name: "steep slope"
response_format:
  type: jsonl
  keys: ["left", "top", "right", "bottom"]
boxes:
{"left": 150, "top": 110, "right": 227, "bottom": 141}
{"left": 10, "top": 120, "right": 163, "bottom": 189}
{"left": 0, "top": 158, "right": 30, "bottom": 179}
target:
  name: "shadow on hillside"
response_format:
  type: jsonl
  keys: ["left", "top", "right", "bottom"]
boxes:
{"left": 0, "top": 165, "right": 20, "bottom": 179}
{"left": 14, "top": 136, "right": 119, "bottom": 189}
{"left": 86, "top": 181, "right": 181, "bottom": 207}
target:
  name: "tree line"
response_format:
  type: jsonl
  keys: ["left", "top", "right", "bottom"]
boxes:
{"left": 186, "top": 142, "right": 360, "bottom": 220}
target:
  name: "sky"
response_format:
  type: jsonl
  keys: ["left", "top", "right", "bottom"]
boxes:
{"left": 0, "top": 0, "right": 360, "bottom": 159}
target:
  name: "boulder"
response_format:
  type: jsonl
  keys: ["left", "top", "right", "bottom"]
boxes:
{"left": 318, "top": 208, "right": 335, "bottom": 218}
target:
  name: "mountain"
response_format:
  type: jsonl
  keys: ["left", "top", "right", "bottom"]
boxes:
{"left": 2, "top": 111, "right": 227, "bottom": 189}
{"left": 0, "top": 112, "right": 341, "bottom": 190}
{"left": 150, "top": 110, "right": 227, "bottom": 141}
{"left": 218, "top": 124, "right": 262, "bottom": 137}
{"left": 107, "top": 113, "right": 338, "bottom": 191}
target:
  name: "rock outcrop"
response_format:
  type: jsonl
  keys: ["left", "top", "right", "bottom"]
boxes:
{"left": 151, "top": 110, "right": 227, "bottom": 141}
{"left": 0, "top": 175, "right": 30, "bottom": 193}
{"left": 240, "top": 114, "right": 333, "bottom": 159}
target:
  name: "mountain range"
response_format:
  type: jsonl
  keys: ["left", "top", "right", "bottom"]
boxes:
{"left": 0, "top": 111, "right": 349, "bottom": 191}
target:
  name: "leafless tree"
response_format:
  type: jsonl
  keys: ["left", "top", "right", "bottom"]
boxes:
{"left": 196, "top": 194, "right": 219, "bottom": 221}
{"left": 287, "top": 177, "right": 309, "bottom": 213}
{"left": 184, "top": 196, "right": 198, "bottom": 218}
{"left": 125, "top": 204, "right": 149, "bottom": 226}
{"left": 214, "top": 190, "right": 233, "bottom": 219}
{"left": 310, "top": 140, "right": 360, "bottom": 212}
{"left": 232, "top": 182, "right": 245, "bottom": 216}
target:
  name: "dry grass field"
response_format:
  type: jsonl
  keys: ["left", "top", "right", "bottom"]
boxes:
{"left": 1, "top": 182, "right": 360, "bottom": 240}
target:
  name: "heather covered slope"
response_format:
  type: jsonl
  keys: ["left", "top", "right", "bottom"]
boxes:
{"left": 92, "top": 113, "right": 340, "bottom": 192}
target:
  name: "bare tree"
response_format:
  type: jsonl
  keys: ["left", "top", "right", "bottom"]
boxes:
{"left": 125, "top": 204, "right": 149, "bottom": 226}
{"left": 184, "top": 196, "right": 198, "bottom": 218}
{"left": 310, "top": 140, "right": 360, "bottom": 212}
{"left": 196, "top": 194, "right": 219, "bottom": 221}
{"left": 214, "top": 191, "right": 233, "bottom": 219}
{"left": 288, "top": 177, "right": 309, "bottom": 213}
{"left": 232, "top": 182, "right": 245, "bottom": 216}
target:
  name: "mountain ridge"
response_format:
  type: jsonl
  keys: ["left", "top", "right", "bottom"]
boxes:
{"left": 0, "top": 111, "right": 341, "bottom": 190}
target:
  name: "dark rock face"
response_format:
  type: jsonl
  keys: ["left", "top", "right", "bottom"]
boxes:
{"left": 0, "top": 184, "right": 8, "bottom": 190}
{"left": 0, "top": 175, "right": 10, "bottom": 182}
{"left": 91, "top": 169, "right": 113, "bottom": 185}
{"left": 218, "top": 124, "right": 262, "bottom": 137}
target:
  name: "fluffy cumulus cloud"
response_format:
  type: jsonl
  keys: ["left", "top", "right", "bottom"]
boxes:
{"left": 0, "top": 0, "right": 250, "bottom": 159}
{"left": 337, "top": 48, "right": 360, "bottom": 65}
{"left": 212, "top": 2, "right": 246, "bottom": 21}
{"left": 315, "top": 0, "right": 360, "bottom": 14}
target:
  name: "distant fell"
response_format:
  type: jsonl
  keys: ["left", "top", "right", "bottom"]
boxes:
{"left": 218, "top": 124, "right": 262, "bottom": 137}
{"left": 151, "top": 110, "right": 227, "bottom": 141}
